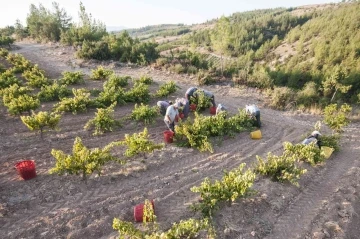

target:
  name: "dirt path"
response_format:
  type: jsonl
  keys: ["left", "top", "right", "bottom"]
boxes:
{"left": 0, "top": 42, "right": 359, "bottom": 239}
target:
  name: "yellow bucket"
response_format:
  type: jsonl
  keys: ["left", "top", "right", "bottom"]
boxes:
{"left": 250, "top": 130, "right": 262, "bottom": 139}
{"left": 322, "top": 146, "right": 334, "bottom": 159}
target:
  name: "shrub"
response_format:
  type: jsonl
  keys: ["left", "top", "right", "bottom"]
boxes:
{"left": 84, "top": 103, "right": 121, "bottom": 135}
{"left": 77, "top": 40, "right": 112, "bottom": 60}
{"left": 22, "top": 65, "right": 51, "bottom": 88}
{"left": 187, "top": 65, "right": 198, "bottom": 74}
{"left": 255, "top": 152, "right": 307, "bottom": 186}
{"left": 21, "top": 111, "right": 61, "bottom": 138}
{"left": 269, "top": 86, "right": 295, "bottom": 110}
{"left": 112, "top": 218, "right": 213, "bottom": 239}
{"left": 297, "top": 82, "right": 319, "bottom": 107}
{"left": 320, "top": 134, "right": 340, "bottom": 152}
{"left": 1, "top": 84, "right": 32, "bottom": 104}
{"left": 124, "top": 83, "right": 150, "bottom": 103}
{"left": 247, "top": 68, "right": 273, "bottom": 89}
{"left": 104, "top": 74, "right": 130, "bottom": 89}
{"left": 60, "top": 71, "right": 85, "bottom": 85}
{"left": 155, "top": 57, "right": 168, "bottom": 67}
{"left": 0, "top": 70, "right": 21, "bottom": 89}
{"left": 171, "top": 63, "right": 185, "bottom": 74}
{"left": 323, "top": 103, "right": 352, "bottom": 133}
{"left": 131, "top": 103, "right": 159, "bottom": 125}
{"left": 117, "top": 128, "right": 164, "bottom": 158}
{"left": 50, "top": 137, "right": 117, "bottom": 180}
{"left": 191, "top": 90, "right": 212, "bottom": 111}
{"left": 191, "top": 163, "right": 256, "bottom": 217}
{"left": 283, "top": 142, "right": 324, "bottom": 166}
{"left": 37, "top": 82, "right": 71, "bottom": 102}
{"left": 155, "top": 81, "right": 177, "bottom": 97}
{"left": 198, "top": 73, "right": 214, "bottom": 86}
{"left": 90, "top": 66, "right": 113, "bottom": 80}
{"left": 54, "top": 88, "right": 92, "bottom": 114}
{"left": 96, "top": 86, "right": 126, "bottom": 107}
{"left": 0, "top": 48, "right": 9, "bottom": 57}
{"left": 4, "top": 94, "right": 40, "bottom": 115}
{"left": 135, "top": 75, "right": 153, "bottom": 85}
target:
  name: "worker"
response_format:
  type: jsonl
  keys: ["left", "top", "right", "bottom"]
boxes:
{"left": 175, "top": 98, "right": 190, "bottom": 118}
{"left": 185, "top": 87, "right": 198, "bottom": 102}
{"left": 302, "top": 131, "right": 322, "bottom": 149}
{"left": 157, "top": 101, "right": 172, "bottom": 116}
{"left": 246, "top": 104, "right": 261, "bottom": 127}
{"left": 216, "top": 103, "right": 227, "bottom": 115}
{"left": 164, "top": 102, "right": 180, "bottom": 132}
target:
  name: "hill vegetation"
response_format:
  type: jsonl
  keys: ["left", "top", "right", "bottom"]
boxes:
{"left": 1, "top": 1, "right": 360, "bottom": 109}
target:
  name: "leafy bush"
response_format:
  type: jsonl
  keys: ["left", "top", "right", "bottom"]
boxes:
{"left": 170, "top": 63, "right": 185, "bottom": 74}
{"left": 6, "top": 53, "right": 32, "bottom": 73}
{"left": 50, "top": 137, "right": 117, "bottom": 180}
{"left": 255, "top": 152, "right": 307, "bottom": 186}
{"left": 84, "top": 103, "right": 121, "bottom": 135}
{"left": 96, "top": 86, "right": 126, "bottom": 107}
{"left": 104, "top": 74, "right": 129, "bottom": 89}
{"left": 296, "top": 82, "right": 319, "bottom": 107}
{"left": 283, "top": 142, "right": 324, "bottom": 166}
{"left": 117, "top": 128, "right": 164, "bottom": 158}
{"left": 0, "top": 48, "right": 9, "bottom": 57}
{"left": 90, "top": 66, "right": 113, "bottom": 80}
{"left": 135, "top": 75, "right": 153, "bottom": 85}
{"left": 175, "top": 110, "right": 253, "bottom": 153}
{"left": 191, "top": 90, "right": 212, "bottom": 111}
{"left": 155, "top": 81, "right": 177, "bottom": 97}
{"left": 320, "top": 134, "right": 340, "bottom": 152}
{"left": 191, "top": 163, "right": 256, "bottom": 217}
{"left": 54, "top": 88, "right": 92, "bottom": 114}
{"left": 0, "top": 70, "right": 21, "bottom": 89}
{"left": 21, "top": 111, "right": 61, "bottom": 138}
{"left": 76, "top": 40, "right": 111, "bottom": 60}
{"left": 37, "top": 81, "right": 71, "bottom": 101}
{"left": 60, "top": 71, "right": 85, "bottom": 85}
{"left": 4, "top": 94, "right": 40, "bottom": 115}
{"left": 323, "top": 103, "right": 352, "bottom": 133}
{"left": 124, "top": 83, "right": 150, "bottom": 103}
{"left": 1, "top": 84, "right": 32, "bottom": 104}
{"left": 22, "top": 65, "right": 51, "bottom": 88}
{"left": 197, "top": 71, "right": 214, "bottom": 86}
{"left": 112, "top": 217, "right": 213, "bottom": 239}
{"left": 269, "top": 86, "right": 295, "bottom": 110}
{"left": 130, "top": 103, "right": 159, "bottom": 125}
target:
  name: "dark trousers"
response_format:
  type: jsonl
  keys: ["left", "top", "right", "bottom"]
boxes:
{"left": 164, "top": 120, "right": 175, "bottom": 132}
{"left": 254, "top": 111, "right": 261, "bottom": 128}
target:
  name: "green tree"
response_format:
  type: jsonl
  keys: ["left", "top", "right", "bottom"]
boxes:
{"left": 322, "top": 66, "right": 352, "bottom": 102}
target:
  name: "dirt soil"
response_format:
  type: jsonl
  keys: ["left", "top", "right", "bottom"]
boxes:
{"left": 0, "top": 42, "right": 359, "bottom": 239}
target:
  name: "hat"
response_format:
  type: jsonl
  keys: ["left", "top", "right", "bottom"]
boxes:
{"left": 174, "top": 102, "right": 181, "bottom": 108}
{"left": 311, "top": 131, "right": 321, "bottom": 136}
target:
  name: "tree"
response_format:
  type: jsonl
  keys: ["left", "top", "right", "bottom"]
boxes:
{"left": 14, "top": 19, "right": 28, "bottom": 40}
{"left": 322, "top": 66, "right": 352, "bottom": 102}
{"left": 210, "top": 16, "right": 231, "bottom": 75}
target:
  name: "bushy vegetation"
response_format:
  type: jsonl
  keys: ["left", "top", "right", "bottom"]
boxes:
{"left": 130, "top": 103, "right": 159, "bottom": 125}
{"left": 60, "top": 71, "right": 84, "bottom": 85}
{"left": 54, "top": 88, "right": 92, "bottom": 114}
{"left": 37, "top": 81, "right": 71, "bottom": 101}
{"left": 84, "top": 103, "right": 121, "bottom": 135}
{"left": 21, "top": 111, "right": 61, "bottom": 138}
{"left": 90, "top": 66, "right": 113, "bottom": 80}
{"left": 155, "top": 81, "right": 177, "bottom": 97}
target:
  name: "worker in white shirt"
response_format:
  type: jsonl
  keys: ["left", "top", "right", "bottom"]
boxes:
{"left": 164, "top": 102, "right": 180, "bottom": 132}
{"left": 245, "top": 104, "right": 261, "bottom": 127}
{"left": 302, "top": 131, "right": 322, "bottom": 149}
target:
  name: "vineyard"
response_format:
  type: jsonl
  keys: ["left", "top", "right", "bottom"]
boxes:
{"left": 0, "top": 42, "right": 360, "bottom": 239}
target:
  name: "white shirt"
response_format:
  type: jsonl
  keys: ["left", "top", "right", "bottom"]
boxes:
{"left": 246, "top": 105, "right": 259, "bottom": 114}
{"left": 164, "top": 105, "right": 178, "bottom": 123}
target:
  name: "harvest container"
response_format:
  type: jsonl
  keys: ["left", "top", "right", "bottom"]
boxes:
{"left": 190, "top": 104, "right": 197, "bottom": 111}
{"left": 210, "top": 106, "right": 216, "bottom": 115}
{"left": 15, "top": 160, "right": 37, "bottom": 180}
{"left": 322, "top": 146, "right": 334, "bottom": 159}
{"left": 250, "top": 130, "right": 262, "bottom": 139}
{"left": 134, "top": 200, "right": 155, "bottom": 222}
{"left": 164, "top": 130, "right": 174, "bottom": 143}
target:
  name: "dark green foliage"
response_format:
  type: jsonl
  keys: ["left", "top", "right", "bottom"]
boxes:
{"left": 320, "top": 134, "right": 340, "bottom": 152}
{"left": 37, "top": 81, "right": 71, "bottom": 101}
{"left": 60, "top": 71, "right": 85, "bottom": 85}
